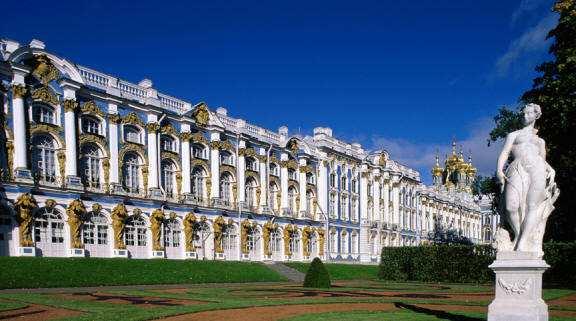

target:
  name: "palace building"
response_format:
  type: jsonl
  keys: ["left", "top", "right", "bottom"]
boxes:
{"left": 0, "top": 38, "right": 485, "bottom": 262}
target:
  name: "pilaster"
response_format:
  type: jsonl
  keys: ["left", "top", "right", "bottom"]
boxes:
{"left": 10, "top": 66, "right": 32, "bottom": 182}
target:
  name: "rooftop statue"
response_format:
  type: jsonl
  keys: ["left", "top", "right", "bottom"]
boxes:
{"left": 495, "top": 103, "right": 559, "bottom": 257}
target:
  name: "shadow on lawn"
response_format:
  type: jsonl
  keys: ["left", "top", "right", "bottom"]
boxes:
{"left": 394, "top": 302, "right": 484, "bottom": 321}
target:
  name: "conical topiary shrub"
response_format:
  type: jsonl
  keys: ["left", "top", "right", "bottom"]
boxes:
{"left": 303, "top": 257, "right": 331, "bottom": 288}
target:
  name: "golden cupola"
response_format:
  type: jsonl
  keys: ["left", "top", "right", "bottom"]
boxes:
{"left": 431, "top": 154, "right": 443, "bottom": 177}
{"left": 466, "top": 155, "right": 477, "bottom": 176}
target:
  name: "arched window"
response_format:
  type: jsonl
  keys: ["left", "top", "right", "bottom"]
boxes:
{"left": 222, "top": 224, "right": 237, "bottom": 254}
{"left": 32, "top": 135, "right": 57, "bottom": 183}
{"left": 367, "top": 183, "right": 373, "bottom": 197}
{"left": 34, "top": 208, "right": 64, "bottom": 244}
{"left": 269, "top": 163, "right": 279, "bottom": 176}
{"left": 341, "top": 195, "right": 349, "bottom": 220}
{"left": 289, "top": 231, "right": 300, "bottom": 256}
{"left": 306, "top": 172, "right": 315, "bottom": 184}
{"left": 269, "top": 183, "right": 279, "bottom": 211}
{"left": 122, "top": 153, "right": 140, "bottom": 193}
{"left": 288, "top": 169, "right": 297, "bottom": 180}
{"left": 351, "top": 179, "right": 357, "bottom": 193}
{"left": 81, "top": 115, "right": 100, "bottom": 135}
{"left": 193, "top": 221, "right": 210, "bottom": 251}
{"left": 125, "top": 216, "right": 147, "bottom": 246}
{"left": 351, "top": 232, "right": 358, "bottom": 254}
{"left": 192, "top": 143, "right": 207, "bottom": 159}
{"left": 164, "top": 219, "right": 181, "bottom": 248}
{"left": 329, "top": 173, "right": 336, "bottom": 188}
{"left": 351, "top": 197, "right": 358, "bottom": 220}
{"left": 33, "top": 105, "right": 55, "bottom": 124}
{"left": 80, "top": 144, "right": 101, "bottom": 188}
{"left": 246, "top": 226, "right": 259, "bottom": 255}
{"left": 161, "top": 135, "right": 176, "bottom": 152}
{"left": 245, "top": 178, "right": 257, "bottom": 208}
{"left": 191, "top": 167, "right": 205, "bottom": 199}
{"left": 220, "top": 151, "right": 233, "bottom": 165}
{"left": 341, "top": 231, "right": 348, "bottom": 254}
{"left": 329, "top": 193, "right": 336, "bottom": 217}
{"left": 245, "top": 157, "right": 258, "bottom": 171}
{"left": 270, "top": 228, "right": 282, "bottom": 255}
{"left": 161, "top": 160, "right": 176, "bottom": 198}
{"left": 341, "top": 176, "right": 347, "bottom": 190}
{"left": 330, "top": 230, "right": 337, "bottom": 252}
{"left": 124, "top": 125, "right": 141, "bottom": 144}
{"left": 306, "top": 190, "right": 314, "bottom": 215}
{"left": 83, "top": 212, "right": 108, "bottom": 245}
{"left": 288, "top": 187, "right": 297, "bottom": 213}
{"left": 220, "top": 173, "right": 232, "bottom": 203}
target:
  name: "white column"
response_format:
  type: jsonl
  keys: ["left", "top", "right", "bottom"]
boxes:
{"left": 258, "top": 147, "right": 267, "bottom": 207}
{"left": 359, "top": 169, "right": 368, "bottom": 220}
{"left": 210, "top": 131, "right": 220, "bottom": 199}
{"left": 317, "top": 160, "right": 328, "bottom": 217}
{"left": 392, "top": 183, "right": 400, "bottom": 224}
{"left": 280, "top": 152, "right": 288, "bottom": 210}
{"left": 373, "top": 178, "right": 381, "bottom": 222}
{"left": 181, "top": 131, "right": 191, "bottom": 195}
{"left": 108, "top": 108, "right": 120, "bottom": 185}
{"left": 298, "top": 158, "right": 307, "bottom": 216}
{"left": 383, "top": 182, "right": 390, "bottom": 223}
{"left": 237, "top": 140, "right": 246, "bottom": 203}
{"left": 60, "top": 80, "right": 82, "bottom": 187}
{"left": 11, "top": 83, "right": 28, "bottom": 171}
{"left": 146, "top": 121, "right": 160, "bottom": 190}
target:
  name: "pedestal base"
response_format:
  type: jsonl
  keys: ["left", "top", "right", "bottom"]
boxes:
{"left": 185, "top": 251, "right": 197, "bottom": 259}
{"left": 152, "top": 250, "right": 165, "bottom": 258}
{"left": 66, "top": 176, "right": 84, "bottom": 190}
{"left": 113, "top": 249, "right": 129, "bottom": 258}
{"left": 215, "top": 252, "right": 225, "bottom": 260}
{"left": 18, "top": 247, "right": 36, "bottom": 256}
{"left": 488, "top": 251, "right": 549, "bottom": 321}
{"left": 14, "top": 168, "right": 33, "bottom": 184}
{"left": 69, "top": 248, "right": 85, "bottom": 257}
{"left": 148, "top": 188, "right": 163, "bottom": 199}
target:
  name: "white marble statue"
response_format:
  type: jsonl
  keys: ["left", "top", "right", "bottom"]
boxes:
{"left": 496, "top": 103, "right": 559, "bottom": 257}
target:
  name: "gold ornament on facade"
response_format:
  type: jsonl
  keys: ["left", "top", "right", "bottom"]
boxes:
{"left": 63, "top": 99, "right": 78, "bottom": 113}
{"left": 317, "top": 228, "right": 325, "bottom": 256}
{"left": 80, "top": 101, "right": 104, "bottom": 117}
{"left": 191, "top": 132, "right": 208, "bottom": 144}
{"left": 213, "top": 216, "right": 226, "bottom": 253}
{"left": 30, "top": 124, "right": 64, "bottom": 144}
{"left": 238, "top": 147, "right": 256, "bottom": 157}
{"left": 276, "top": 191, "right": 282, "bottom": 212}
{"left": 183, "top": 212, "right": 198, "bottom": 252}
{"left": 179, "top": 131, "right": 192, "bottom": 142}
{"left": 67, "top": 199, "right": 86, "bottom": 249}
{"left": 240, "top": 219, "right": 252, "bottom": 254}
{"left": 299, "top": 165, "right": 313, "bottom": 173}
{"left": 175, "top": 171, "right": 182, "bottom": 197}
{"left": 206, "top": 176, "right": 212, "bottom": 199}
{"left": 210, "top": 140, "right": 233, "bottom": 151}
{"left": 142, "top": 165, "right": 149, "bottom": 192}
{"left": 256, "top": 187, "right": 261, "bottom": 207}
{"left": 122, "top": 112, "right": 145, "bottom": 127}
{"left": 11, "top": 84, "right": 27, "bottom": 99}
{"left": 379, "top": 152, "right": 388, "bottom": 167}
{"left": 44, "top": 199, "right": 57, "bottom": 209}
{"left": 92, "top": 203, "right": 102, "bottom": 214}
{"left": 262, "top": 221, "right": 276, "bottom": 256}
{"left": 232, "top": 182, "right": 238, "bottom": 204}
{"left": 57, "top": 151, "right": 66, "bottom": 184}
{"left": 283, "top": 224, "right": 295, "bottom": 256}
{"left": 102, "top": 157, "right": 110, "bottom": 192}
{"left": 302, "top": 226, "right": 311, "bottom": 257}
{"left": 150, "top": 209, "right": 165, "bottom": 251}
{"left": 6, "top": 141, "right": 14, "bottom": 180}
{"left": 161, "top": 123, "right": 177, "bottom": 135}
{"left": 280, "top": 159, "right": 298, "bottom": 170}
{"left": 14, "top": 193, "right": 38, "bottom": 247}
{"left": 111, "top": 203, "right": 129, "bottom": 249}
{"left": 31, "top": 54, "right": 60, "bottom": 85}
{"left": 80, "top": 133, "right": 108, "bottom": 150}
{"left": 286, "top": 139, "right": 299, "bottom": 154}
{"left": 108, "top": 114, "right": 121, "bottom": 124}
{"left": 192, "top": 102, "right": 210, "bottom": 127}
{"left": 295, "top": 194, "right": 300, "bottom": 214}
{"left": 146, "top": 122, "right": 160, "bottom": 133}
{"left": 31, "top": 86, "right": 59, "bottom": 106}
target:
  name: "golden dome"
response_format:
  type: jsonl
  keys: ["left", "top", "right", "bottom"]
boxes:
{"left": 431, "top": 154, "right": 443, "bottom": 177}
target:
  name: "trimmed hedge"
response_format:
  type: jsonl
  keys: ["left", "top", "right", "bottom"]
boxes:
{"left": 303, "top": 257, "right": 331, "bottom": 288}
{"left": 379, "top": 242, "right": 576, "bottom": 287}
{"left": 286, "top": 262, "right": 379, "bottom": 280}
{"left": 0, "top": 257, "right": 286, "bottom": 289}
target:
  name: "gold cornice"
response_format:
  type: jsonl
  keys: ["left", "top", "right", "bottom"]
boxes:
{"left": 63, "top": 99, "right": 78, "bottom": 112}
{"left": 239, "top": 147, "right": 256, "bottom": 157}
{"left": 122, "top": 112, "right": 145, "bottom": 127}
{"left": 146, "top": 122, "right": 160, "bottom": 132}
{"left": 81, "top": 101, "right": 104, "bottom": 117}
{"left": 210, "top": 140, "right": 233, "bottom": 151}
{"left": 31, "top": 86, "right": 59, "bottom": 106}
{"left": 12, "top": 84, "right": 27, "bottom": 99}
{"left": 161, "top": 123, "right": 177, "bottom": 136}
{"left": 299, "top": 165, "right": 313, "bottom": 173}
{"left": 179, "top": 131, "right": 192, "bottom": 142}
{"left": 281, "top": 159, "right": 298, "bottom": 170}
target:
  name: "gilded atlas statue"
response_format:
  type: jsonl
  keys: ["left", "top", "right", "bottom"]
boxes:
{"left": 14, "top": 193, "right": 38, "bottom": 247}
{"left": 150, "top": 209, "right": 165, "bottom": 251}
{"left": 495, "top": 103, "right": 559, "bottom": 257}
{"left": 111, "top": 203, "right": 129, "bottom": 249}
{"left": 66, "top": 199, "right": 87, "bottom": 249}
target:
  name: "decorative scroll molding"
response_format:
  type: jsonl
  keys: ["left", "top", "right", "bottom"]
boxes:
{"left": 192, "top": 102, "right": 210, "bottom": 127}
{"left": 79, "top": 133, "right": 109, "bottom": 153}
{"left": 161, "top": 150, "right": 181, "bottom": 166}
{"left": 146, "top": 122, "right": 160, "bottom": 132}
{"left": 31, "top": 86, "right": 59, "bottom": 106}
{"left": 161, "top": 123, "right": 177, "bottom": 135}
{"left": 63, "top": 99, "right": 78, "bottom": 112}
{"left": 299, "top": 165, "right": 313, "bottom": 173}
{"left": 286, "top": 139, "right": 299, "bottom": 154}
{"left": 269, "top": 175, "right": 280, "bottom": 186}
{"left": 498, "top": 278, "right": 530, "bottom": 295}
{"left": 245, "top": 170, "right": 259, "bottom": 182}
{"left": 239, "top": 147, "right": 256, "bottom": 157}
{"left": 108, "top": 114, "right": 121, "bottom": 124}
{"left": 80, "top": 101, "right": 104, "bottom": 117}
{"left": 220, "top": 164, "right": 235, "bottom": 175}
{"left": 191, "top": 132, "right": 208, "bottom": 144}
{"left": 191, "top": 158, "right": 209, "bottom": 170}
{"left": 210, "top": 140, "right": 233, "bottom": 151}
{"left": 122, "top": 112, "right": 145, "bottom": 127}
{"left": 179, "top": 131, "right": 192, "bottom": 142}
{"left": 11, "top": 84, "right": 27, "bottom": 99}
{"left": 281, "top": 159, "right": 298, "bottom": 170}
{"left": 31, "top": 54, "right": 60, "bottom": 85}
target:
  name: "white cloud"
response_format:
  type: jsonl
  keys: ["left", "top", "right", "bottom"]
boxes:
{"left": 511, "top": 0, "right": 552, "bottom": 25}
{"left": 494, "top": 13, "right": 557, "bottom": 77}
{"left": 371, "top": 118, "right": 503, "bottom": 185}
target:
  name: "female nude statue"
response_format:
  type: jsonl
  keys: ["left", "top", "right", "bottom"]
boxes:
{"left": 496, "top": 103, "right": 559, "bottom": 256}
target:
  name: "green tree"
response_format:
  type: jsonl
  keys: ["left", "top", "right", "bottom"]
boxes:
{"left": 489, "top": 0, "right": 576, "bottom": 241}
{"left": 303, "top": 257, "right": 331, "bottom": 288}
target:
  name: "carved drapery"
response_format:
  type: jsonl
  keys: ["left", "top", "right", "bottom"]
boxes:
{"left": 213, "top": 216, "right": 226, "bottom": 254}
{"left": 111, "top": 203, "right": 129, "bottom": 249}
{"left": 14, "top": 193, "right": 38, "bottom": 247}
{"left": 150, "top": 209, "right": 165, "bottom": 251}
{"left": 183, "top": 212, "right": 197, "bottom": 252}
{"left": 66, "top": 199, "right": 86, "bottom": 249}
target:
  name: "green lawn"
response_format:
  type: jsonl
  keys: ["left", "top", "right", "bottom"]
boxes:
{"left": 0, "top": 257, "right": 285, "bottom": 289}
{"left": 285, "top": 262, "right": 380, "bottom": 280}
{"left": 0, "top": 300, "right": 27, "bottom": 312}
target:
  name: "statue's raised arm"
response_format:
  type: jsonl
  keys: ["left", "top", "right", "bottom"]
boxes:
{"left": 495, "top": 103, "right": 559, "bottom": 257}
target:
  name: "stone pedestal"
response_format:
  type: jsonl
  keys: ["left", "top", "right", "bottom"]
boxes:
{"left": 185, "top": 251, "right": 197, "bottom": 259}
{"left": 151, "top": 250, "right": 165, "bottom": 258}
{"left": 488, "top": 251, "right": 549, "bottom": 321}
{"left": 215, "top": 252, "right": 225, "bottom": 260}
{"left": 66, "top": 176, "right": 84, "bottom": 190}
{"left": 18, "top": 247, "right": 36, "bottom": 256}
{"left": 68, "top": 248, "right": 85, "bottom": 257}
{"left": 113, "top": 249, "right": 129, "bottom": 258}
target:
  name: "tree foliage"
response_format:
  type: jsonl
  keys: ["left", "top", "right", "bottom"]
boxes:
{"left": 303, "top": 257, "right": 331, "bottom": 288}
{"left": 489, "top": 0, "right": 576, "bottom": 241}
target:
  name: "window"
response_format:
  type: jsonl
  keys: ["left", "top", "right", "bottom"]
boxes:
{"left": 191, "top": 167, "right": 205, "bottom": 199}
{"left": 270, "top": 229, "right": 282, "bottom": 254}
{"left": 83, "top": 212, "right": 108, "bottom": 245}
{"left": 220, "top": 173, "right": 232, "bottom": 203}
{"left": 161, "top": 160, "right": 176, "bottom": 197}
{"left": 32, "top": 135, "right": 57, "bottom": 183}
{"left": 351, "top": 198, "right": 357, "bottom": 220}
{"left": 288, "top": 187, "right": 297, "bottom": 212}
{"left": 351, "top": 232, "right": 358, "bottom": 254}
{"left": 245, "top": 178, "right": 257, "bottom": 208}
{"left": 124, "top": 125, "right": 141, "bottom": 144}
{"left": 220, "top": 151, "right": 233, "bottom": 165}
{"left": 306, "top": 190, "right": 314, "bottom": 214}
{"left": 341, "top": 232, "right": 348, "bottom": 254}
{"left": 288, "top": 169, "right": 297, "bottom": 180}
{"left": 329, "top": 173, "right": 336, "bottom": 188}
{"left": 222, "top": 225, "right": 237, "bottom": 254}
{"left": 33, "top": 105, "right": 55, "bottom": 124}
{"left": 246, "top": 157, "right": 258, "bottom": 171}
{"left": 329, "top": 193, "right": 336, "bottom": 218}
{"left": 367, "top": 183, "right": 373, "bottom": 197}
{"left": 164, "top": 219, "right": 181, "bottom": 247}
{"left": 306, "top": 173, "right": 315, "bottom": 185}
{"left": 122, "top": 153, "right": 140, "bottom": 193}
{"left": 351, "top": 179, "right": 357, "bottom": 193}
{"left": 330, "top": 231, "right": 337, "bottom": 252}
{"left": 246, "top": 227, "right": 259, "bottom": 254}
{"left": 80, "top": 144, "right": 101, "bottom": 188}
{"left": 269, "top": 163, "right": 279, "bottom": 176}
{"left": 192, "top": 144, "right": 207, "bottom": 159}
{"left": 269, "top": 183, "right": 279, "bottom": 211}
{"left": 81, "top": 116, "right": 100, "bottom": 135}
{"left": 161, "top": 135, "right": 176, "bottom": 152}
{"left": 125, "top": 216, "right": 146, "bottom": 246}
{"left": 289, "top": 231, "right": 300, "bottom": 256}
{"left": 341, "top": 195, "right": 349, "bottom": 220}
{"left": 341, "top": 176, "right": 347, "bottom": 190}
{"left": 34, "top": 208, "right": 64, "bottom": 244}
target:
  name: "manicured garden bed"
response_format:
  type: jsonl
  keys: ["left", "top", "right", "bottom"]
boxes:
{"left": 286, "top": 262, "right": 379, "bottom": 280}
{"left": 0, "top": 257, "right": 286, "bottom": 289}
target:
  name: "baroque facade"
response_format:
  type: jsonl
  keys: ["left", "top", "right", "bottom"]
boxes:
{"left": 0, "top": 38, "right": 485, "bottom": 262}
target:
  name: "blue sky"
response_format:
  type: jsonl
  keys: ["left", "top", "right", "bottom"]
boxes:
{"left": 0, "top": 0, "right": 557, "bottom": 184}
